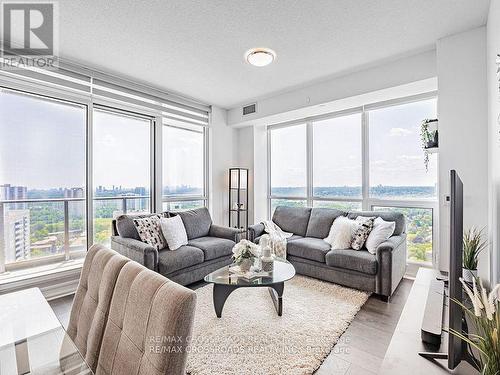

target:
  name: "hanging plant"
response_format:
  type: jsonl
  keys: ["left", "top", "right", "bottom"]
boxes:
{"left": 420, "top": 119, "right": 438, "bottom": 171}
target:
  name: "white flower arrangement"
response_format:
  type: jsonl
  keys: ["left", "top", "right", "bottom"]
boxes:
{"left": 232, "top": 239, "right": 261, "bottom": 264}
{"left": 448, "top": 277, "right": 500, "bottom": 374}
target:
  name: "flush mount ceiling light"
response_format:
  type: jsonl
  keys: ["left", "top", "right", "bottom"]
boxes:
{"left": 245, "top": 48, "right": 276, "bottom": 67}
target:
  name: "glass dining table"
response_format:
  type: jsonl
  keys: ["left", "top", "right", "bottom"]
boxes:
{"left": 0, "top": 288, "right": 92, "bottom": 375}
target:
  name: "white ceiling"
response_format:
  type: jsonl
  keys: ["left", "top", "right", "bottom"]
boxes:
{"left": 59, "top": 0, "right": 490, "bottom": 109}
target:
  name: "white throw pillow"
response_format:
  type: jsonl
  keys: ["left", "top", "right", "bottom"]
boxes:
{"left": 160, "top": 215, "right": 188, "bottom": 251}
{"left": 365, "top": 217, "right": 396, "bottom": 254}
{"left": 324, "top": 216, "right": 360, "bottom": 250}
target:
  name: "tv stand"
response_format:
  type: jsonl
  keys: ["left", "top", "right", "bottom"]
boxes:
{"left": 419, "top": 351, "right": 479, "bottom": 371}
{"left": 419, "top": 352, "right": 449, "bottom": 360}
{"left": 378, "top": 268, "right": 476, "bottom": 374}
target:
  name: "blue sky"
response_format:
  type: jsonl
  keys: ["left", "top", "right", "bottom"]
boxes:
{"left": 271, "top": 98, "right": 438, "bottom": 188}
{"left": 0, "top": 90, "right": 204, "bottom": 190}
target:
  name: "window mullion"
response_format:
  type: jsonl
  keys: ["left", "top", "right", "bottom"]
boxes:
{"left": 306, "top": 122, "right": 314, "bottom": 207}
{"left": 267, "top": 128, "right": 272, "bottom": 219}
{"left": 204, "top": 126, "right": 209, "bottom": 208}
{"left": 86, "top": 102, "right": 94, "bottom": 247}
{"left": 361, "top": 108, "right": 370, "bottom": 211}
{"left": 154, "top": 116, "right": 163, "bottom": 213}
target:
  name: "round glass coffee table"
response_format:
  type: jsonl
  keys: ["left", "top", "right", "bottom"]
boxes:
{"left": 204, "top": 258, "right": 296, "bottom": 318}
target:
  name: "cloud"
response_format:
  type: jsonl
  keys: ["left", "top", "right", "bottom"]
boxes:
{"left": 398, "top": 155, "right": 421, "bottom": 161}
{"left": 389, "top": 127, "right": 412, "bottom": 137}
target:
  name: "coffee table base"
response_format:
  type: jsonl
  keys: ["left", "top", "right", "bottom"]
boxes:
{"left": 213, "top": 282, "right": 284, "bottom": 318}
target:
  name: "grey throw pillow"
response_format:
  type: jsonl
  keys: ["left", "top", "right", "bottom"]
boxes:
{"left": 351, "top": 217, "right": 375, "bottom": 250}
{"left": 133, "top": 215, "right": 166, "bottom": 250}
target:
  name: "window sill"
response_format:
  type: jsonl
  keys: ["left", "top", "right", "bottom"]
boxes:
{"left": 0, "top": 259, "right": 83, "bottom": 300}
{"left": 405, "top": 261, "right": 433, "bottom": 278}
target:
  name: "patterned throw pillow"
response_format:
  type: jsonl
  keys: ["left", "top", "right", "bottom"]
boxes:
{"left": 351, "top": 217, "right": 375, "bottom": 250}
{"left": 133, "top": 215, "right": 166, "bottom": 250}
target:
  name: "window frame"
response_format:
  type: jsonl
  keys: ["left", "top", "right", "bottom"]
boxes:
{"left": 91, "top": 105, "right": 156, "bottom": 246}
{"left": 161, "top": 122, "right": 209, "bottom": 209}
{"left": 0, "top": 75, "right": 210, "bottom": 274}
{"left": 267, "top": 91, "right": 439, "bottom": 267}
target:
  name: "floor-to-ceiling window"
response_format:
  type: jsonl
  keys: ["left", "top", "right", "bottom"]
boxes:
{"left": 268, "top": 94, "right": 438, "bottom": 267}
{"left": 368, "top": 98, "right": 437, "bottom": 264}
{"left": 312, "top": 113, "right": 363, "bottom": 211}
{"left": 162, "top": 122, "right": 207, "bottom": 211}
{"left": 92, "top": 108, "right": 153, "bottom": 245}
{"left": 269, "top": 124, "right": 307, "bottom": 213}
{"left": 0, "top": 68, "right": 210, "bottom": 278}
{"left": 0, "top": 89, "right": 87, "bottom": 271}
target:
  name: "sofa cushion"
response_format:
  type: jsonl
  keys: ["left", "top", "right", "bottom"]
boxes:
{"left": 348, "top": 211, "right": 405, "bottom": 236}
{"left": 188, "top": 236, "right": 235, "bottom": 261}
{"left": 115, "top": 212, "right": 169, "bottom": 240}
{"left": 306, "top": 208, "right": 346, "bottom": 239}
{"left": 325, "top": 249, "right": 378, "bottom": 275}
{"left": 177, "top": 207, "right": 212, "bottom": 240}
{"left": 158, "top": 245, "right": 204, "bottom": 275}
{"left": 287, "top": 237, "right": 331, "bottom": 263}
{"left": 272, "top": 206, "right": 312, "bottom": 237}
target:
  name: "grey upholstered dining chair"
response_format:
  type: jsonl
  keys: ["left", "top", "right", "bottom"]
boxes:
{"left": 95, "top": 260, "right": 197, "bottom": 375}
{"left": 65, "top": 244, "right": 197, "bottom": 375}
{"left": 66, "top": 244, "right": 129, "bottom": 372}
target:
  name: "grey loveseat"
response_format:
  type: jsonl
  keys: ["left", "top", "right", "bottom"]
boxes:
{"left": 111, "top": 207, "right": 239, "bottom": 286}
{"left": 249, "top": 206, "right": 407, "bottom": 300}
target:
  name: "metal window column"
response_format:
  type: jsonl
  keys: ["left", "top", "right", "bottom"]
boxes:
{"left": 361, "top": 108, "right": 370, "bottom": 211}
{"left": 86, "top": 103, "right": 94, "bottom": 247}
{"left": 306, "top": 122, "right": 314, "bottom": 207}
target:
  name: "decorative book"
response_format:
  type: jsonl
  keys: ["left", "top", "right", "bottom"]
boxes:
{"left": 228, "top": 265, "right": 270, "bottom": 280}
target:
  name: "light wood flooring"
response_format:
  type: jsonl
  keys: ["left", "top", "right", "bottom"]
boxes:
{"left": 49, "top": 278, "right": 413, "bottom": 375}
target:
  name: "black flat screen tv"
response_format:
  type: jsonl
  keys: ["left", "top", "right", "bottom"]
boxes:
{"left": 448, "top": 169, "right": 463, "bottom": 369}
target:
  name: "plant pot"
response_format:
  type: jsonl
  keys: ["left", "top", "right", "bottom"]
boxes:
{"left": 425, "top": 131, "right": 439, "bottom": 149}
{"left": 239, "top": 258, "right": 253, "bottom": 272}
{"left": 462, "top": 268, "right": 477, "bottom": 283}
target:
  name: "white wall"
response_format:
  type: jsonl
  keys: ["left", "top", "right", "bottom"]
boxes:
{"left": 228, "top": 50, "right": 437, "bottom": 127}
{"left": 487, "top": 1, "right": 500, "bottom": 285}
{"left": 231, "top": 125, "right": 268, "bottom": 226}
{"left": 234, "top": 126, "right": 255, "bottom": 225}
{"left": 209, "top": 106, "right": 236, "bottom": 226}
{"left": 436, "top": 27, "right": 489, "bottom": 279}
{"left": 253, "top": 125, "right": 268, "bottom": 223}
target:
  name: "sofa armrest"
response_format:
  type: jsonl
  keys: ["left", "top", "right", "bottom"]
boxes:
{"left": 375, "top": 234, "right": 407, "bottom": 298}
{"left": 110, "top": 236, "right": 158, "bottom": 271}
{"left": 248, "top": 223, "right": 265, "bottom": 242}
{"left": 376, "top": 235, "right": 406, "bottom": 254}
{"left": 208, "top": 224, "right": 240, "bottom": 242}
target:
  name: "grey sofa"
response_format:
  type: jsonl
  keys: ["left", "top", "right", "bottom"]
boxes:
{"left": 111, "top": 207, "right": 240, "bottom": 286}
{"left": 248, "top": 206, "right": 407, "bottom": 300}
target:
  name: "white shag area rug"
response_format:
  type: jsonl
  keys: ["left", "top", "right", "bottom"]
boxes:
{"left": 186, "top": 276, "right": 370, "bottom": 375}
